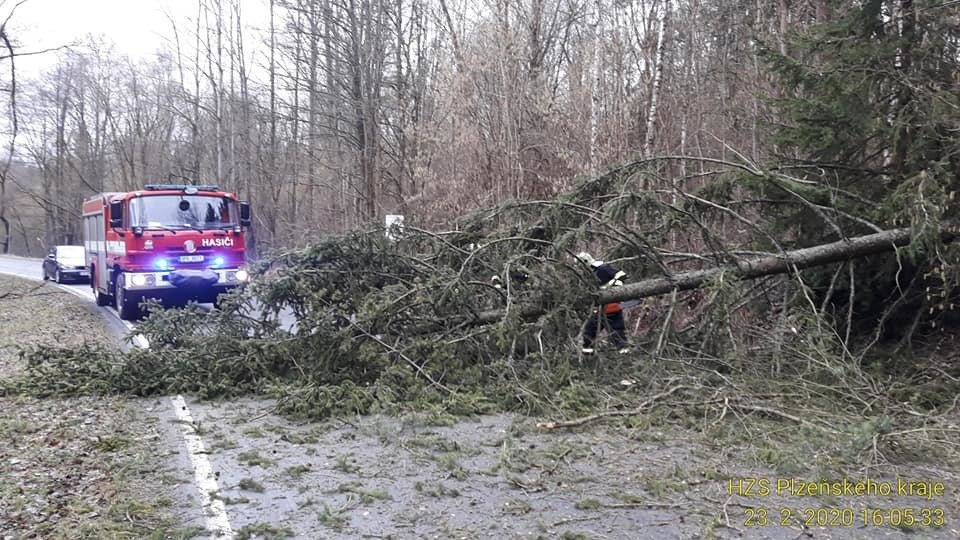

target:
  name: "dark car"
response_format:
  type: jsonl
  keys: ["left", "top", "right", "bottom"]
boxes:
{"left": 42, "top": 245, "right": 90, "bottom": 283}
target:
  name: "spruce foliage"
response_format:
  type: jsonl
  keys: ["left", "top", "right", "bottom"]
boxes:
{"left": 757, "top": 0, "right": 960, "bottom": 337}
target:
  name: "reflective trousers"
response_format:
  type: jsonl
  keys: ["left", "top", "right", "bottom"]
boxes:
{"left": 582, "top": 309, "right": 626, "bottom": 348}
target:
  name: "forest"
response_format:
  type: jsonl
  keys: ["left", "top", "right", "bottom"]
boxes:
{"left": 2, "top": 0, "right": 960, "bottom": 478}
{"left": 1, "top": 0, "right": 921, "bottom": 253}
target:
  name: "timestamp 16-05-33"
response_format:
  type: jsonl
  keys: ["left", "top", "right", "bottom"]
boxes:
{"left": 743, "top": 506, "right": 947, "bottom": 528}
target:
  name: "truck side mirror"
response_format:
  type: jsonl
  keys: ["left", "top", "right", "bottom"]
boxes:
{"left": 109, "top": 200, "right": 124, "bottom": 228}
{"left": 239, "top": 202, "right": 251, "bottom": 227}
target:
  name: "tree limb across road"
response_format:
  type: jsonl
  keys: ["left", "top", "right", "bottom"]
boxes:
{"left": 467, "top": 225, "right": 960, "bottom": 326}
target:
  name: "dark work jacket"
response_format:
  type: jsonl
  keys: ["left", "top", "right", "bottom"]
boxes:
{"left": 592, "top": 263, "right": 626, "bottom": 314}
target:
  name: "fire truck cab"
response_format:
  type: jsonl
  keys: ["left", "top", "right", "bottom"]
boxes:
{"left": 82, "top": 184, "right": 251, "bottom": 320}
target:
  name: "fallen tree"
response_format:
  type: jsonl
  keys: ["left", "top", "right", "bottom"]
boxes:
{"left": 6, "top": 158, "right": 959, "bottom": 479}
{"left": 1, "top": 163, "right": 956, "bottom": 492}
{"left": 469, "top": 224, "right": 960, "bottom": 325}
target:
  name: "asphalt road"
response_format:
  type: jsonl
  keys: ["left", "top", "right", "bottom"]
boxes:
{"left": 0, "top": 254, "right": 91, "bottom": 296}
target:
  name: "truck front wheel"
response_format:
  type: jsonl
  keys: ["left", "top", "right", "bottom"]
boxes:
{"left": 114, "top": 273, "right": 142, "bottom": 321}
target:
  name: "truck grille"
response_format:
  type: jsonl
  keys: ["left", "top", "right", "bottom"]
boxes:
{"left": 164, "top": 248, "right": 214, "bottom": 256}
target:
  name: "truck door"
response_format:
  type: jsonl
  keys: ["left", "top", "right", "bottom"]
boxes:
{"left": 95, "top": 212, "right": 107, "bottom": 290}
{"left": 84, "top": 210, "right": 108, "bottom": 292}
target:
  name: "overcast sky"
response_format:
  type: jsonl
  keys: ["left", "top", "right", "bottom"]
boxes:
{"left": 7, "top": 0, "right": 268, "bottom": 78}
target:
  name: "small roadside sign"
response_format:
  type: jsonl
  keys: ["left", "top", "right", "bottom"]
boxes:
{"left": 385, "top": 214, "right": 404, "bottom": 241}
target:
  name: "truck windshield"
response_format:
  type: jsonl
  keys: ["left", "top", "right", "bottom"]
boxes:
{"left": 129, "top": 195, "right": 238, "bottom": 230}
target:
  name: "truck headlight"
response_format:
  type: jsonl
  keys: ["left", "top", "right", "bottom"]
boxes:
{"left": 235, "top": 269, "right": 249, "bottom": 282}
{"left": 130, "top": 274, "right": 147, "bottom": 287}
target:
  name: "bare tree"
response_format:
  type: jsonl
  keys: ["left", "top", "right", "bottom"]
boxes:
{"left": 1, "top": 0, "right": 892, "bottom": 260}
{"left": 641, "top": 0, "right": 669, "bottom": 159}
{"left": 0, "top": 1, "right": 22, "bottom": 253}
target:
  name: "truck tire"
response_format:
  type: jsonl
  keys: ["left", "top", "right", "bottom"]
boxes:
{"left": 92, "top": 268, "right": 112, "bottom": 306}
{"left": 95, "top": 288, "right": 112, "bottom": 306}
{"left": 114, "top": 273, "right": 141, "bottom": 321}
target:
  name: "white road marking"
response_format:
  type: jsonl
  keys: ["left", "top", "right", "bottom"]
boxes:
{"left": 170, "top": 395, "right": 235, "bottom": 538}
{"left": 122, "top": 320, "right": 150, "bottom": 349}
{"left": 0, "top": 259, "right": 233, "bottom": 538}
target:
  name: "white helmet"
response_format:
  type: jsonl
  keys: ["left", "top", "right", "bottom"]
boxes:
{"left": 576, "top": 252, "right": 594, "bottom": 265}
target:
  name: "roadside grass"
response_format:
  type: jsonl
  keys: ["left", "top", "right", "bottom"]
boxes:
{"left": 0, "top": 275, "right": 193, "bottom": 538}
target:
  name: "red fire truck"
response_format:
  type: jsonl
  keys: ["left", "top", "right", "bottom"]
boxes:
{"left": 82, "top": 184, "right": 251, "bottom": 320}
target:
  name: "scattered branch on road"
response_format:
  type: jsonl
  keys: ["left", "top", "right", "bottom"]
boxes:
{"left": 536, "top": 385, "right": 693, "bottom": 430}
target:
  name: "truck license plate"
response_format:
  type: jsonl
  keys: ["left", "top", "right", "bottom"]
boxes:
{"left": 179, "top": 255, "right": 204, "bottom": 263}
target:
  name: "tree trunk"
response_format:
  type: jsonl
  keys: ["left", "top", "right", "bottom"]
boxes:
{"left": 642, "top": 0, "right": 669, "bottom": 159}
{"left": 0, "top": 23, "right": 17, "bottom": 253}
{"left": 267, "top": 0, "right": 280, "bottom": 241}
{"left": 891, "top": 0, "right": 915, "bottom": 173}
{"left": 466, "top": 225, "right": 960, "bottom": 326}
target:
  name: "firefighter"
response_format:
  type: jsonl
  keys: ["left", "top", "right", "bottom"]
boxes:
{"left": 490, "top": 269, "right": 528, "bottom": 290}
{"left": 577, "top": 252, "right": 629, "bottom": 355}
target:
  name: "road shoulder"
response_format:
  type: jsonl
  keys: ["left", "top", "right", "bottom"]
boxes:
{"left": 0, "top": 275, "right": 205, "bottom": 538}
